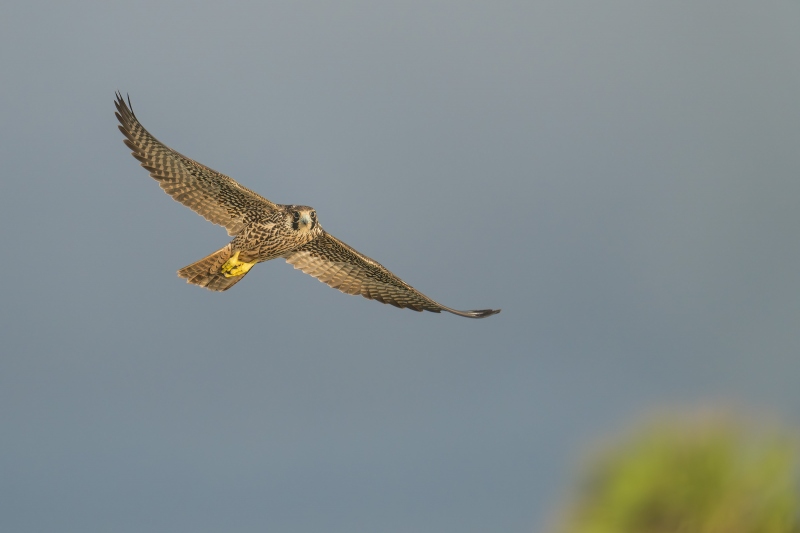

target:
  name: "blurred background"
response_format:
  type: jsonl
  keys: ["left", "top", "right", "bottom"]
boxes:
{"left": 549, "top": 411, "right": 800, "bottom": 533}
{"left": 1, "top": 1, "right": 798, "bottom": 532}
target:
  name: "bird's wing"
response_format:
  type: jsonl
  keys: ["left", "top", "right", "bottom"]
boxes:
{"left": 284, "top": 232, "right": 500, "bottom": 318}
{"left": 115, "top": 93, "right": 278, "bottom": 236}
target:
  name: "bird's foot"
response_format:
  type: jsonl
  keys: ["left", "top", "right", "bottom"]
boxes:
{"left": 221, "top": 251, "right": 256, "bottom": 278}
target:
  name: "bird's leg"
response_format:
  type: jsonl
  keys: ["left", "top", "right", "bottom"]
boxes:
{"left": 220, "top": 250, "right": 256, "bottom": 278}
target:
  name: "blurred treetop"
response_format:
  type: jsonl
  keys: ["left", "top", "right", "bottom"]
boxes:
{"left": 551, "top": 412, "right": 800, "bottom": 533}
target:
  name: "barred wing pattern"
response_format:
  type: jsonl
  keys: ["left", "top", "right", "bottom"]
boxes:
{"left": 285, "top": 233, "right": 500, "bottom": 318}
{"left": 115, "top": 93, "right": 277, "bottom": 236}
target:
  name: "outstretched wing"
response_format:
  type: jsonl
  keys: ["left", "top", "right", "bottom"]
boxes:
{"left": 284, "top": 232, "right": 500, "bottom": 318}
{"left": 115, "top": 93, "right": 278, "bottom": 236}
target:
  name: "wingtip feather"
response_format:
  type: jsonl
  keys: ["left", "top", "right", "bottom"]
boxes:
{"left": 443, "top": 307, "right": 501, "bottom": 319}
{"left": 471, "top": 308, "right": 501, "bottom": 318}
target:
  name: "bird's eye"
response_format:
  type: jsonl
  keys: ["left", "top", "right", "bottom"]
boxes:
{"left": 310, "top": 211, "right": 316, "bottom": 219}
{"left": 293, "top": 212, "right": 300, "bottom": 221}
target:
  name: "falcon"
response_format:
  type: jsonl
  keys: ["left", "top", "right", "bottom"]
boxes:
{"left": 115, "top": 93, "right": 500, "bottom": 318}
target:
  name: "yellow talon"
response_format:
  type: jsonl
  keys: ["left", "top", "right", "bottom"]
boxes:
{"left": 220, "top": 251, "right": 256, "bottom": 278}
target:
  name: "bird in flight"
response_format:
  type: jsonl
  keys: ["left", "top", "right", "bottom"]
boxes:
{"left": 115, "top": 93, "right": 500, "bottom": 318}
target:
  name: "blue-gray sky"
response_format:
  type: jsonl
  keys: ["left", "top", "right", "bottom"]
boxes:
{"left": 1, "top": 2, "right": 799, "bottom": 532}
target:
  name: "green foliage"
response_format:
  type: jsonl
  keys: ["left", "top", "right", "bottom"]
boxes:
{"left": 553, "top": 414, "right": 800, "bottom": 533}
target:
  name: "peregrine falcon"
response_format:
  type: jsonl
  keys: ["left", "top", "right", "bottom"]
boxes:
{"left": 115, "top": 93, "right": 500, "bottom": 318}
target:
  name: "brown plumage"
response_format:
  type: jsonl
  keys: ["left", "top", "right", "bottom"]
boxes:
{"left": 115, "top": 93, "right": 500, "bottom": 318}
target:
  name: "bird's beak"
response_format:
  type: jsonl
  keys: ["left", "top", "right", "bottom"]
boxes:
{"left": 299, "top": 215, "right": 311, "bottom": 227}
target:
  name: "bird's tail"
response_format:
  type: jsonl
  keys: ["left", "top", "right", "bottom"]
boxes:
{"left": 177, "top": 244, "right": 249, "bottom": 291}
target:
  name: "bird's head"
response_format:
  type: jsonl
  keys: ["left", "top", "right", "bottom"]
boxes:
{"left": 286, "top": 205, "right": 318, "bottom": 233}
